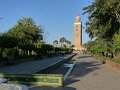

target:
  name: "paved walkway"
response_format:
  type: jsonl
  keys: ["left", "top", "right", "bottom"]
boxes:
{"left": 0, "top": 54, "right": 73, "bottom": 74}
{"left": 30, "top": 54, "right": 120, "bottom": 90}
{"left": 64, "top": 54, "right": 120, "bottom": 90}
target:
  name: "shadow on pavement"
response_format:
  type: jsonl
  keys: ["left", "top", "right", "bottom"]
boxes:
{"left": 29, "top": 86, "right": 76, "bottom": 90}
{"left": 64, "top": 78, "right": 80, "bottom": 86}
{"left": 64, "top": 60, "right": 102, "bottom": 86}
{"left": 77, "top": 55, "right": 91, "bottom": 59}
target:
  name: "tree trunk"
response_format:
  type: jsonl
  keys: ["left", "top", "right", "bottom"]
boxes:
{"left": 0, "top": 48, "right": 5, "bottom": 57}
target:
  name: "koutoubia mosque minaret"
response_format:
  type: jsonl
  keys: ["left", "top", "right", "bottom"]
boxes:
{"left": 74, "top": 16, "right": 83, "bottom": 51}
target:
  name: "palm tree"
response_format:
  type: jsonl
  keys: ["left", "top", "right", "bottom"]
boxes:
{"left": 59, "top": 38, "right": 63, "bottom": 47}
{"left": 59, "top": 37, "right": 66, "bottom": 47}
{"left": 53, "top": 40, "right": 58, "bottom": 47}
{"left": 66, "top": 40, "right": 71, "bottom": 48}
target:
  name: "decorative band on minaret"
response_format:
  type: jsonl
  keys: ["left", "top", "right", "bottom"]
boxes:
{"left": 74, "top": 16, "right": 82, "bottom": 51}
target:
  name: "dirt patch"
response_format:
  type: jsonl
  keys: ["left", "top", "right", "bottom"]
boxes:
{"left": 105, "top": 60, "right": 120, "bottom": 72}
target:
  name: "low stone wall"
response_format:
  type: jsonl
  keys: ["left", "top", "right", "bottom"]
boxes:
{"left": 105, "top": 60, "right": 120, "bottom": 72}
{"left": 0, "top": 74, "right": 63, "bottom": 87}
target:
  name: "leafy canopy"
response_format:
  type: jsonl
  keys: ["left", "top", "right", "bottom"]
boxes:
{"left": 83, "top": 0, "right": 120, "bottom": 40}
{"left": 7, "top": 17, "right": 44, "bottom": 44}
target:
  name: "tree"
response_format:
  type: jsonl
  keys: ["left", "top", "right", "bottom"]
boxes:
{"left": 83, "top": 0, "right": 120, "bottom": 58}
{"left": 83, "top": 0, "right": 120, "bottom": 41}
{"left": 53, "top": 40, "right": 58, "bottom": 47}
{"left": 59, "top": 37, "right": 66, "bottom": 47}
{"left": 7, "top": 17, "right": 44, "bottom": 44}
{"left": 5, "top": 17, "right": 44, "bottom": 56}
{"left": 0, "top": 34, "right": 18, "bottom": 57}
{"left": 66, "top": 40, "right": 71, "bottom": 48}
{"left": 114, "top": 33, "right": 120, "bottom": 55}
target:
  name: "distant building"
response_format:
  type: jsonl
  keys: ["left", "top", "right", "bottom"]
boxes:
{"left": 73, "top": 16, "right": 85, "bottom": 52}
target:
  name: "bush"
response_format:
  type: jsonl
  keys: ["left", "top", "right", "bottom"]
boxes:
{"left": 54, "top": 47, "right": 69, "bottom": 52}
{"left": 0, "top": 57, "right": 8, "bottom": 61}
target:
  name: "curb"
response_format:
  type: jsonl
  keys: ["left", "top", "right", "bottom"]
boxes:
{"left": 64, "top": 58, "right": 78, "bottom": 80}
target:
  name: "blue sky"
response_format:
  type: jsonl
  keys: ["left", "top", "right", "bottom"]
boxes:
{"left": 0, "top": 0, "right": 94, "bottom": 44}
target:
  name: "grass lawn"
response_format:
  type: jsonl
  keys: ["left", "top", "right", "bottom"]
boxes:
{"left": 112, "top": 59, "right": 120, "bottom": 64}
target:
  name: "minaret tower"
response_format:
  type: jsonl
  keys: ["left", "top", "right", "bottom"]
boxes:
{"left": 74, "top": 16, "right": 82, "bottom": 51}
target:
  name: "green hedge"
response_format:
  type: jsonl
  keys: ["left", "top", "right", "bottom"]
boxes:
{"left": 54, "top": 47, "right": 69, "bottom": 52}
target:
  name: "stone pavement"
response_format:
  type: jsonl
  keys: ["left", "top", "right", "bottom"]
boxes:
{"left": 30, "top": 54, "right": 120, "bottom": 90}
{"left": 0, "top": 54, "right": 74, "bottom": 74}
{"left": 64, "top": 54, "right": 120, "bottom": 90}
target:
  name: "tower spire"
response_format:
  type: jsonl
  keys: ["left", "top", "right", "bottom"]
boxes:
{"left": 75, "top": 16, "right": 80, "bottom": 23}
